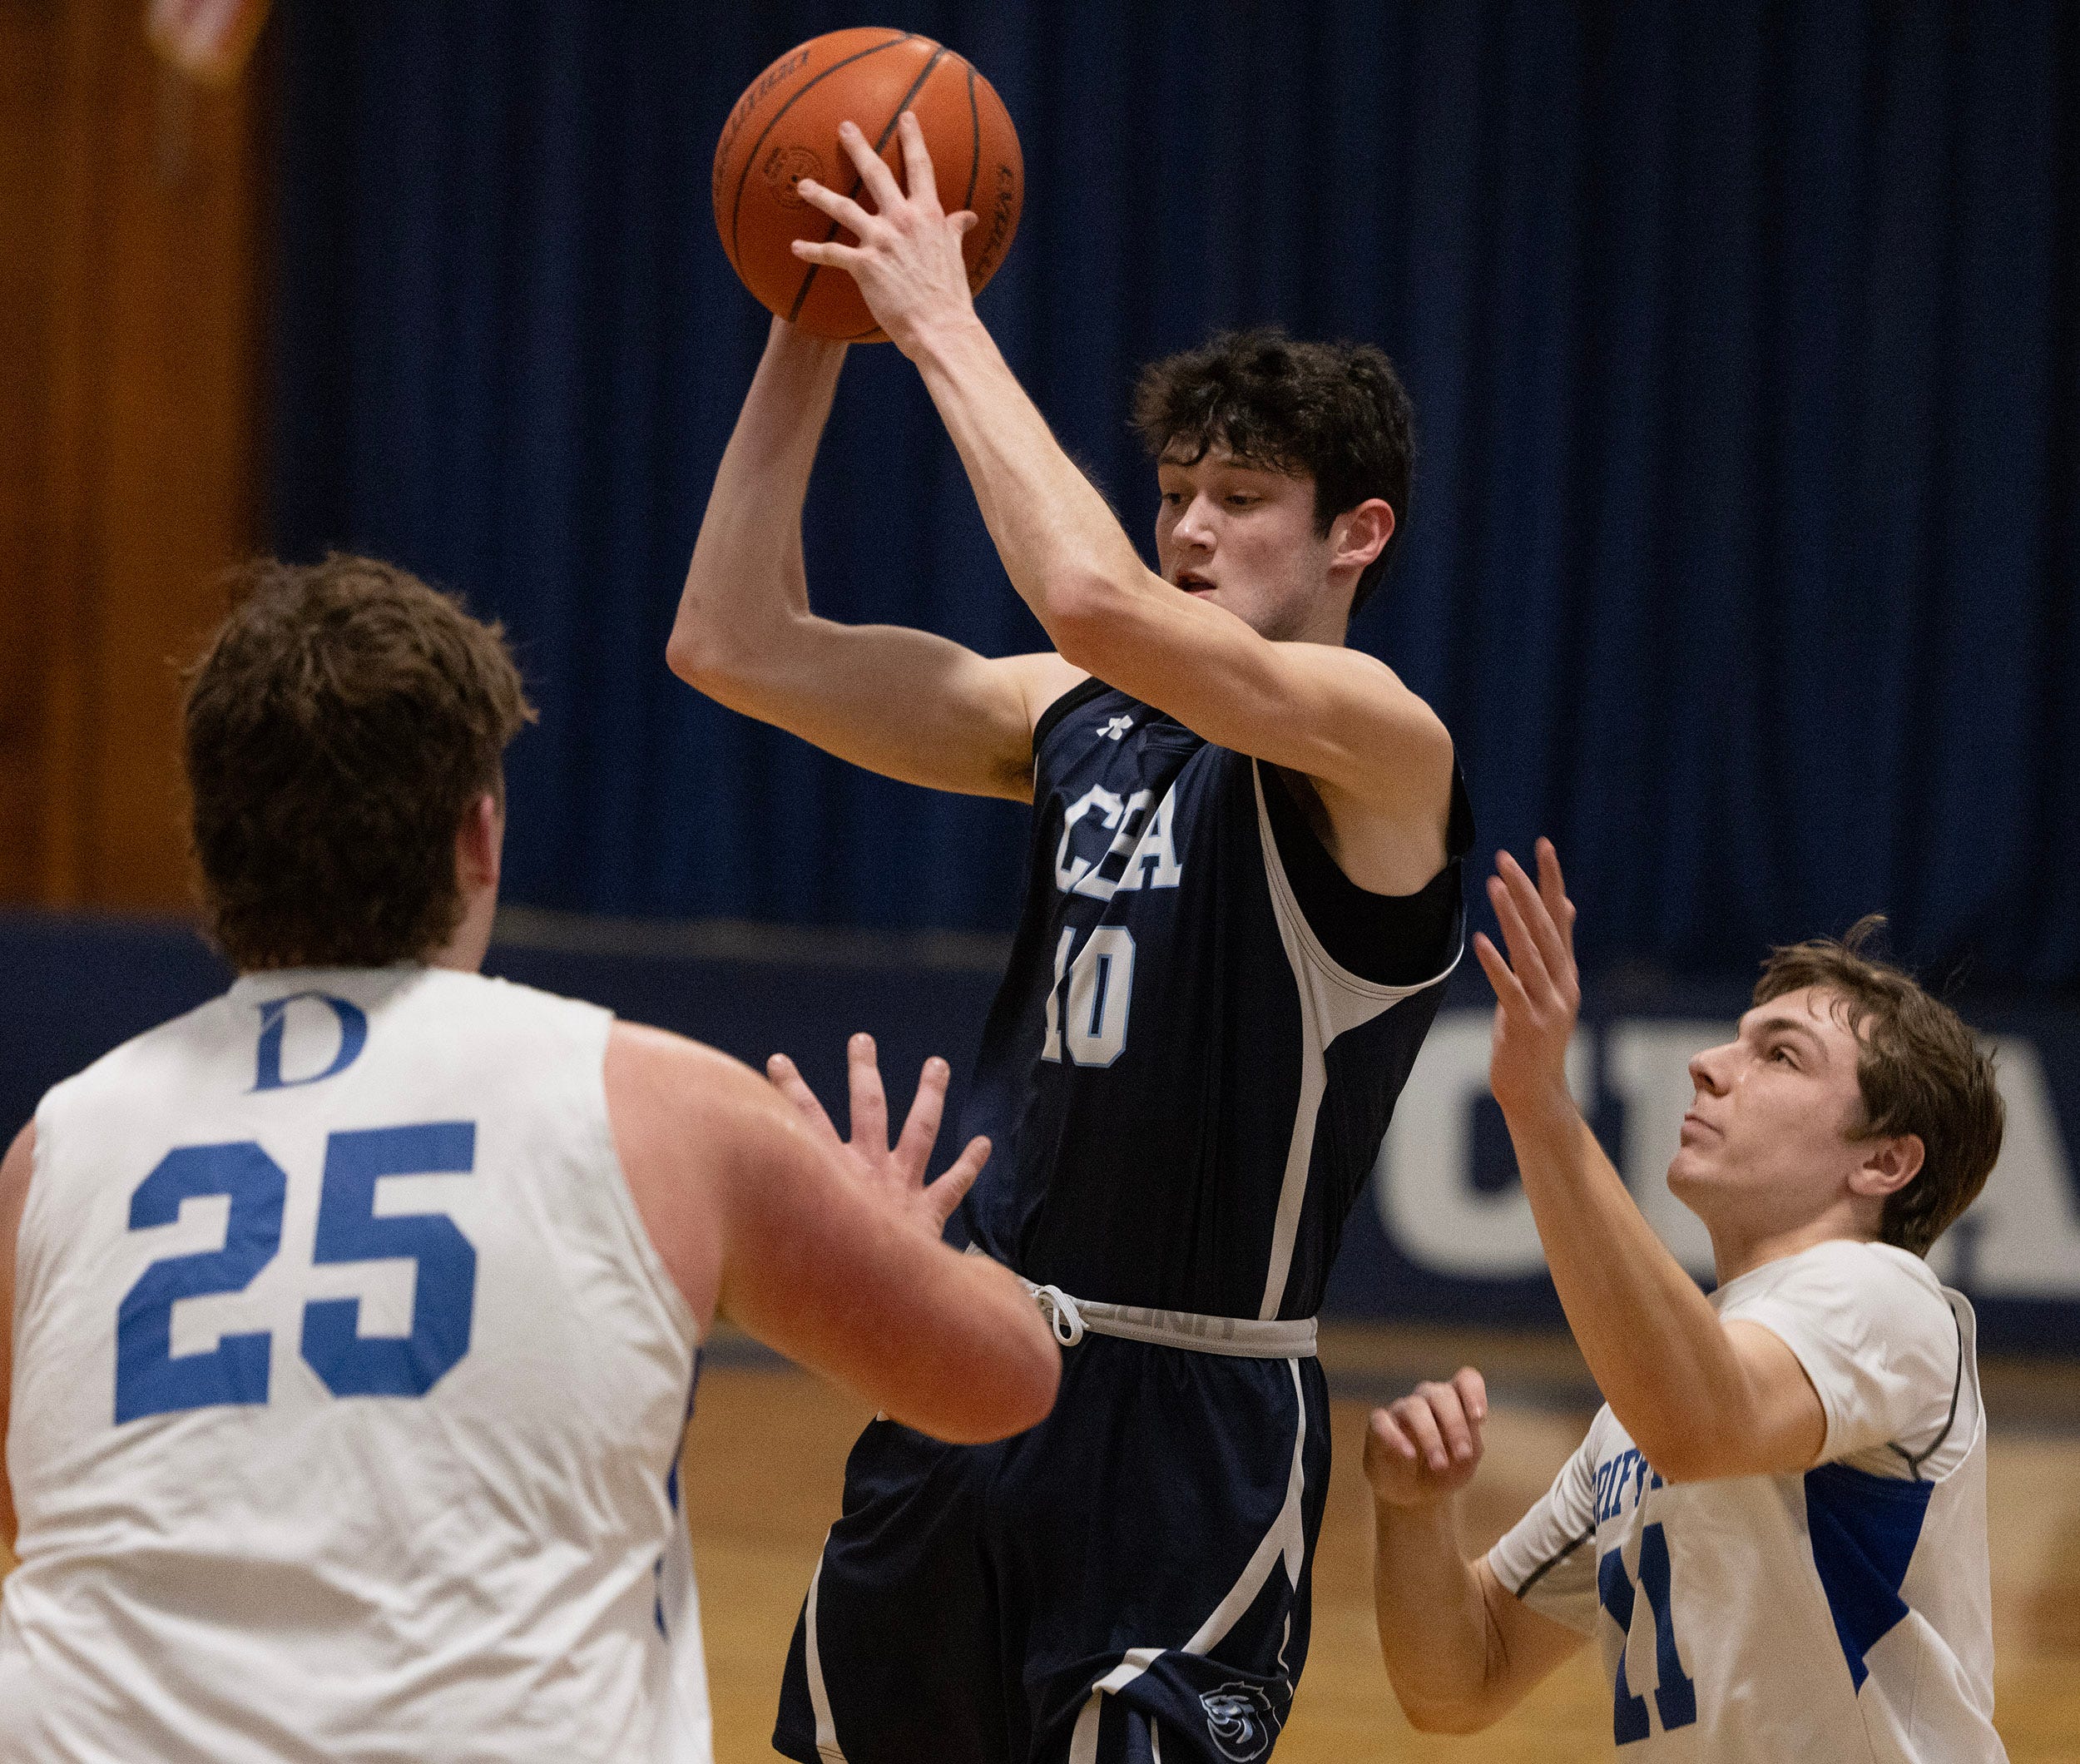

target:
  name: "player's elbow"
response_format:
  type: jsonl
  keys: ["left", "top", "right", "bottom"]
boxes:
{"left": 959, "top": 1318, "right": 1062, "bottom": 1443}
{"left": 1036, "top": 569, "right": 1137, "bottom": 672}
{"left": 1625, "top": 1420, "right": 1743, "bottom": 1487}
{"left": 1394, "top": 1690, "right": 1500, "bottom": 1736}
{"left": 909, "top": 1308, "right": 1060, "bottom": 1444}
{"left": 665, "top": 617, "right": 735, "bottom": 691}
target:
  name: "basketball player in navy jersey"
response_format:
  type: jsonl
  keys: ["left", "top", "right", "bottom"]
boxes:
{"left": 672, "top": 115, "right": 1469, "bottom": 1763}
{"left": 0, "top": 556, "right": 1057, "bottom": 1762}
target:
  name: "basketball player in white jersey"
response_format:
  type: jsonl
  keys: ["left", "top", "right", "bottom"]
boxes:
{"left": 1365, "top": 841, "right": 2007, "bottom": 1760}
{"left": 0, "top": 555, "right": 1059, "bottom": 1763}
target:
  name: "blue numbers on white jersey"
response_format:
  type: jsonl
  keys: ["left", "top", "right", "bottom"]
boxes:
{"left": 116, "top": 1143, "right": 288, "bottom": 1424}
{"left": 1042, "top": 925, "right": 1137, "bottom": 1068}
{"left": 113, "top": 1122, "right": 478, "bottom": 1425}
{"left": 1597, "top": 1522, "right": 1698, "bottom": 1745}
{"left": 302, "top": 1123, "right": 478, "bottom": 1398}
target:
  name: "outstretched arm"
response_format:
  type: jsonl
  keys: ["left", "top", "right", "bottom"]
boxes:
{"left": 667, "top": 317, "right": 1082, "bottom": 800}
{"left": 791, "top": 119, "right": 1454, "bottom": 890}
{"left": 607, "top": 1024, "right": 1057, "bottom": 1444}
{"left": 1364, "top": 1369, "right": 1583, "bottom": 1732}
{"left": 1475, "top": 843, "right": 1825, "bottom": 1482}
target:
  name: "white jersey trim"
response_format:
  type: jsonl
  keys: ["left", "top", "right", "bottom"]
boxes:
{"left": 1249, "top": 763, "right": 1463, "bottom": 1320}
{"left": 803, "top": 1538, "right": 848, "bottom": 1763}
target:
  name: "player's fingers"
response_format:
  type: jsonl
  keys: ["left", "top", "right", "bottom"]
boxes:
{"left": 1515, "top": 843, "right": 1578, "bottom": 996}
{"left": 1472, "top": 931, "right": 1530, "bottom": 1014}
{"left": 924, "top": 1134, "right": 990, "bottom": 1225}
{"left": 845, "top": 1032, "right": 889, "bottom": 1151}
{"left": 1452, "top": 1365, "right": 1489, "bottom": 1427}
{"left": 1498, "top": 851, "right": 1571, "bottom": 994}
{"left": 1394, "top": 1391, "right": 1451, "bottom": 1474}
{"left": 1364, "top": 1406, "right": 1419, "bottom": 1477}
{"left": 790, "top": 239, "right": 867, "bottom": 270}
{"left": 949, "top": 210, "right": 979, "bottom": 236}
{"left": 1418, "top": 1381, "right": 1476, "bottom": 1463}
{"left": 895, "top": 110, "right": 941, "bottom": 206}
{"left": 835, "top": 119, "right": 905, "bottom": 209}
{"left": 1487, "top": 873, "right": 1554, "bottom": 1003}
{"left": 894, "top": 1057, "right": 951, "bottom": 1177}
{"left": 1537, "top": 837, "right": 1579, "bottom": 960}
{"left": 792, "top": 176, "right": 876, "bottom": 239}
{"left": 765, "top": 1053, "right": 844, "bottom": 1147}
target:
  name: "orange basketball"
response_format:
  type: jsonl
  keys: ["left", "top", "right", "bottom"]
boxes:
{"left": 712, "top": 27, "right": 1023, "bottom": 342}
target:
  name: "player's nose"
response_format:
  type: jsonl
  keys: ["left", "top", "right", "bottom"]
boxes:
{"left": 1687, "top": 1042, "right": 1734, "bottom": 1095}
{"left": 1171, "top": 493, "right": 1217, "bottom": 548}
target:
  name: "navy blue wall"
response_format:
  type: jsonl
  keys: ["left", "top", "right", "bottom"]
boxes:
{"left": 7, "top": 917, "right": 2078, "bottom": 1350}
{"left": 272, "top": 2, "right": 2080, "bottom": 989}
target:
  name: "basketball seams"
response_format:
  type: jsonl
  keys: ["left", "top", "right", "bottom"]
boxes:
{"left": 785, "top": 45, "right": 953, "bottom": 328}
{"left": 831, "top": 53, "right": 982, "bottom": 342}
{"left": 721, "top": 31, "right": 915, "bottom": 270}
{"left": 962, "top": 63, "right": 982, "bottom": 216}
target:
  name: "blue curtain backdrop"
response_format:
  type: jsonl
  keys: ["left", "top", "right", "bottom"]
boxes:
{"left": 271, "top": 1, "right": 2080, "bottom": 990}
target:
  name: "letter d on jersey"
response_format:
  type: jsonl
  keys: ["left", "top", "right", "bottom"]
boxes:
{"left": 254, "top": 993, "right": 369, "bottom": 1091}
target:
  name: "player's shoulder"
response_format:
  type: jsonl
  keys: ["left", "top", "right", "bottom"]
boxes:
{"left": 1722, "top": 1236, "right": 1954, "bottom": 1328}
{"left": 603, "top": 1021, "right": 775, "bottom": 1137}
{"left": 409, "top": 966, "right": 614, "bottom": 1033}
{"left": 1006, "top": 653, "right": 1095, "bottom": 741}
{"left": 1028, "top": 666, "right": 1114, "bottom": 752}
{"left": 36, "top": 987, "right": 240, "bottom": 1119}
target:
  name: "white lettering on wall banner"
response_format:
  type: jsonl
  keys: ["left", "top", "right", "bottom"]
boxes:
{"left": 1373, "top": 1011, "right": 2080, "bottom": 1302}
{"left": 1376, "top": 1013, "right": 1594, "bottom": 1276}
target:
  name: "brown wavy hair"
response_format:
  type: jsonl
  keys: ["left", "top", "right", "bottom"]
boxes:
{"left": 1754, "top": 917, "right": 2003, "bottom": 1256}
{"left": 183, "top": 554, "right": 534, "bottom": 969}
{"left": 1132, "top": 327, "right": 1416, "bottom": 614}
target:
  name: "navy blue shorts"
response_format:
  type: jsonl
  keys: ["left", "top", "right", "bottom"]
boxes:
{"left": 774, "top": 1334, "right": 1331, "bottom": 1764}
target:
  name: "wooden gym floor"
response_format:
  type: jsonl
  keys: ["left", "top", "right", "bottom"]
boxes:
{"left": 686, "top": 1323, "right": 2080, "bottom": 1763}
{"left": 2, "top": 1323, "right": 2074, "bottom": 1758}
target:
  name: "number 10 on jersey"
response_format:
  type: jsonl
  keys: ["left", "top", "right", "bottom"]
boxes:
{"left": 1042, "top": 926, "right": 1137, "bottom": 1068}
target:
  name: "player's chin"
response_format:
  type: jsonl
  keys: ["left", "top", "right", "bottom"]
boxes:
{"left": 1664, "top": 1150, "right": 1713, "bottom": 1197}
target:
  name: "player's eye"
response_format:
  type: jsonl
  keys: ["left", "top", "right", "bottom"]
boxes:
{"left": 1768, "top": 1045, "right": 1796, "bottom": 1067}
{"left": 1226, "top": 494, "right": 1259, "bottom": 508}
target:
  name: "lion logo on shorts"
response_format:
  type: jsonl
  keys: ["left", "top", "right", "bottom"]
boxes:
{"left": 1199, "top": 1682, "right": 1277, "bottom": 1762}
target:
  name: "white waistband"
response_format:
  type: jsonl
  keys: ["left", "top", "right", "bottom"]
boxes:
{"left": 1021, "top": 1278, "right": 1317, "bottom": 1360}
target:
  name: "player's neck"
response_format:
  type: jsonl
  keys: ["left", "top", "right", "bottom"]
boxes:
{"left": 1706, "top": 1206, "right": 1880, "bottom": 1287}
{"left": 428, "top": 881, "right": 498, "bottom": 974}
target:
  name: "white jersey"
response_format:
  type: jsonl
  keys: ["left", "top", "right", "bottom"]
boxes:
{"left": 0, "top": 967, "right": 711, "bottom": 1762}
{"left": 1489, "top": 1239, "right": 2002, "bottom": 1762}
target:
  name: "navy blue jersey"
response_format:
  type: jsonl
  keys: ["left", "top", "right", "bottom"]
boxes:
{"left": 958, "top": 679, "right": 1473, "bottom": 1322}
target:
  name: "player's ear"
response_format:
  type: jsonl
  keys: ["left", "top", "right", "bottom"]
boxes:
{"left": 456, "top": 791, "right": 502, "bottom": 890}
{"left": 1850, "top": 1132, "right": 1924, "bottom": 1201}
{"left": 1330, "top": 498, "right": 1394, "bottom": 573}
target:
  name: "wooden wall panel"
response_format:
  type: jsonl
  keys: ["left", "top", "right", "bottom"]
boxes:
{"left": 0, "top": 6, "right": 61, "bottom": 903}
{"left": 0, "top": 0, "right": 265, "bottom": 912}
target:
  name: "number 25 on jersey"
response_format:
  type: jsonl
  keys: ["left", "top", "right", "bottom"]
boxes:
{"left": 116, "top": 1123, "right": 478, "bottom": 1425}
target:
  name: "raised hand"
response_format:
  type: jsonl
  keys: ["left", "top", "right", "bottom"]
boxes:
{"left": 790, "top": 111, "right": 979, "bottom": 354}
{"left": 1364, "top": 1368, "right": 1489, "bottom": 1509}
{"left": 1472, "top": 837, "right": 1581, "bottom": 1123}
{"left": 766, "top": 1033, "right": 990, "bottom": 1239}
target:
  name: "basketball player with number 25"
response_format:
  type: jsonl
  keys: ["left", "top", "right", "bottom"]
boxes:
{"left": 675, "top": 42, "right": 1472, "bottom": 1762}
{"left": 0, "top": 557, "right": 1059, "bottom": 1762}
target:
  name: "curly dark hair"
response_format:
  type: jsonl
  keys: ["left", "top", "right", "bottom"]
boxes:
{"left": 1754, "top": 917, "right": 2004, "bottom": 1256}
{"left": 1131, "top": 327, "right": 1416, "bottom": 615}
{"left": 183, "top": 553, "right": 534, "bottom": 970}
